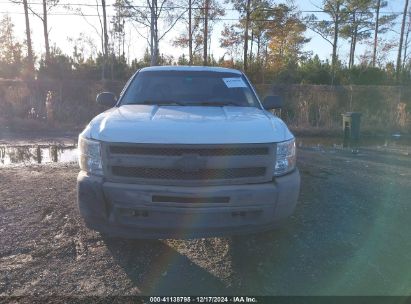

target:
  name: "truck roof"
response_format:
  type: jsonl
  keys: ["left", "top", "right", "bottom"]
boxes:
{"left": 139, "top": 65, "right": 242, "bottom": 75}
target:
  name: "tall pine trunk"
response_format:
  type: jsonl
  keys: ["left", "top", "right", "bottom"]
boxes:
{"left": 243, "top": 0, "right": 251, "bottom": 72}
{"left": 42, "top": 0, "right": 50, "bottom": 65}
{"left": 349, "top": 19, "right": 358, "bottom": 68}
{"left": 101, "top": 0, "right": 109, "bottom": 79}
{"left": 348, "top": 38, "right": 354, "bottom": 68}
{"left": 152, "top": 0, "right": 159, "bottom": 66}
{"left": 332, "top": 2, "right": 341, "bottom": 68}
{"left": 188, "top": 0, "right": 192, "bottom": 65}
{"left": 372, "top": 0, "right": 381, "bottom": 67}
{"left": 351, "top": 25, "right": 357, "bottom": 67}
{"left": 403, "top": 12, "right": 411, "bottom": 67}
{"left": 203, "top": 0, "right": 209, "bottom": 65}
{"left": 397, "top": 0, "right": 409, "bottom": 80}
{"left": 249, "top": 31, "right": 253, "bottom": 64}
{"left": 23, "top": 0, "right": 34, "bottom": 76}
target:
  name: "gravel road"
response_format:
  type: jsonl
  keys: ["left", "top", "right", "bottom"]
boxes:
{"left": 1, "top": 147, "right": 411, "bottom": 296}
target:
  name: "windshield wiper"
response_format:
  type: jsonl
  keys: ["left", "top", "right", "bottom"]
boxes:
{"left": 128, "top": 100, "right": 185, "bottom": 106}
{"left": 126, "top": 100, "right": 244, "bottom": 107}
{"left": 195, "top": 101, "right": 243, "bottom": 107}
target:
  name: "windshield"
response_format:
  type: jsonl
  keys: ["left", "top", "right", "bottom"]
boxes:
{"left": 120, "top": 70, "right": 261, "bottom": 108}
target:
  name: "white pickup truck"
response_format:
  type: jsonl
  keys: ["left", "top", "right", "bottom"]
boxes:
{"left": 77, "top": 66, "right": 300, "bottom": 239}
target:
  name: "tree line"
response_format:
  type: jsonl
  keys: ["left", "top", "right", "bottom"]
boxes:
{"left": 1, "top": 0, "right": 411, "bottom": 85}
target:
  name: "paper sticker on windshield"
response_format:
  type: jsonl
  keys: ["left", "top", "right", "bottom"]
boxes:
{"left": 223, "top": 78, "right": 247, "bottom": 88}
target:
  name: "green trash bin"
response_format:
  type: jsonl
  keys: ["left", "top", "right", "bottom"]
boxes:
{"left": 342, "top": 112, "right": 362, "bottom": 140}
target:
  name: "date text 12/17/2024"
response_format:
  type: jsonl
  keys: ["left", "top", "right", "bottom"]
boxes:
{"left": 149, "top": 297, "right": 258, "bottom": 303}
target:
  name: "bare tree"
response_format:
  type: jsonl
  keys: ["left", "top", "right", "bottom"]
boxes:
{"left": 26, "top": 0, "right": 59, "bottom": 66}
{"left": 173, "top": 0, "right": 224, "bottom": 64}
{"left": 68, "top": 33, "right": 97, "bottom": 64}
{"left": 64, "top": 0, "right": 107, "bottom": 78}
{"left": 220, "top": 23, "right": 242, "bottom": 59}
{"left": 125, "top": 0, "right": 186, "bottom": 66}
{"left": 371, "top": 0, "right": 397, "bottom": 67}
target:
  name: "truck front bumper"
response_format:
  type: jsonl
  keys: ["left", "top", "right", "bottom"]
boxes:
{"left": 77, "top": 169, "right": 300, "bottom": 239}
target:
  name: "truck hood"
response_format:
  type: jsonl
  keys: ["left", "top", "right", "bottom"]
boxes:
{"left": 83, "top": 105, "right": 293, "bottom": 144}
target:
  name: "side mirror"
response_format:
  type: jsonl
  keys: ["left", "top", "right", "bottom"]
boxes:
{"left": 96, "top": 92, "right": 117, "bottom": 107}
{"left": 263, "top": 95, "right": 283, "bottom": 110}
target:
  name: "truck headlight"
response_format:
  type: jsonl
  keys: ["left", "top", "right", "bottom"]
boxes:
{"left": 274, "top": 138, "right": 296, "bottom": 176}
{"left": 78, "top": 137, "right": 103, "bottom": 176}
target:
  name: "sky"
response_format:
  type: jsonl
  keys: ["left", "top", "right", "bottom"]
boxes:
{"left": 0, "top": 0, "right": 406, "bottom": 65}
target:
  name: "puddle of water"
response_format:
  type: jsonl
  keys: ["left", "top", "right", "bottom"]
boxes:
{"left": 296, "top": 135, "right": 411, "bottom": 155}
{"left": 0, "top": 145, "right": 78, "bottom": 166}
{"left": 297, "top": 136, "right": 411, "bottom": 148}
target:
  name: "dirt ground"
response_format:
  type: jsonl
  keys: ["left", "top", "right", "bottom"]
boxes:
{"left": 1, "top": 147, "right": 411, "bottom": 297}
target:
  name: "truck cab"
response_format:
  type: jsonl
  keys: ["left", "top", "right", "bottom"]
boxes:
{"left": 77, "top": 66, "right": 300, "bottom": 239}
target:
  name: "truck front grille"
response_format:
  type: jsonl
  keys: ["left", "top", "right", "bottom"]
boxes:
{"left": 103, "top": 143, "right": 275, "bottom": 186}
{"left": 111, "top": 166, "right": 266, "bottom": 180}
{"left": 110, "top": 146, "right": 269, "bottom": 156}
